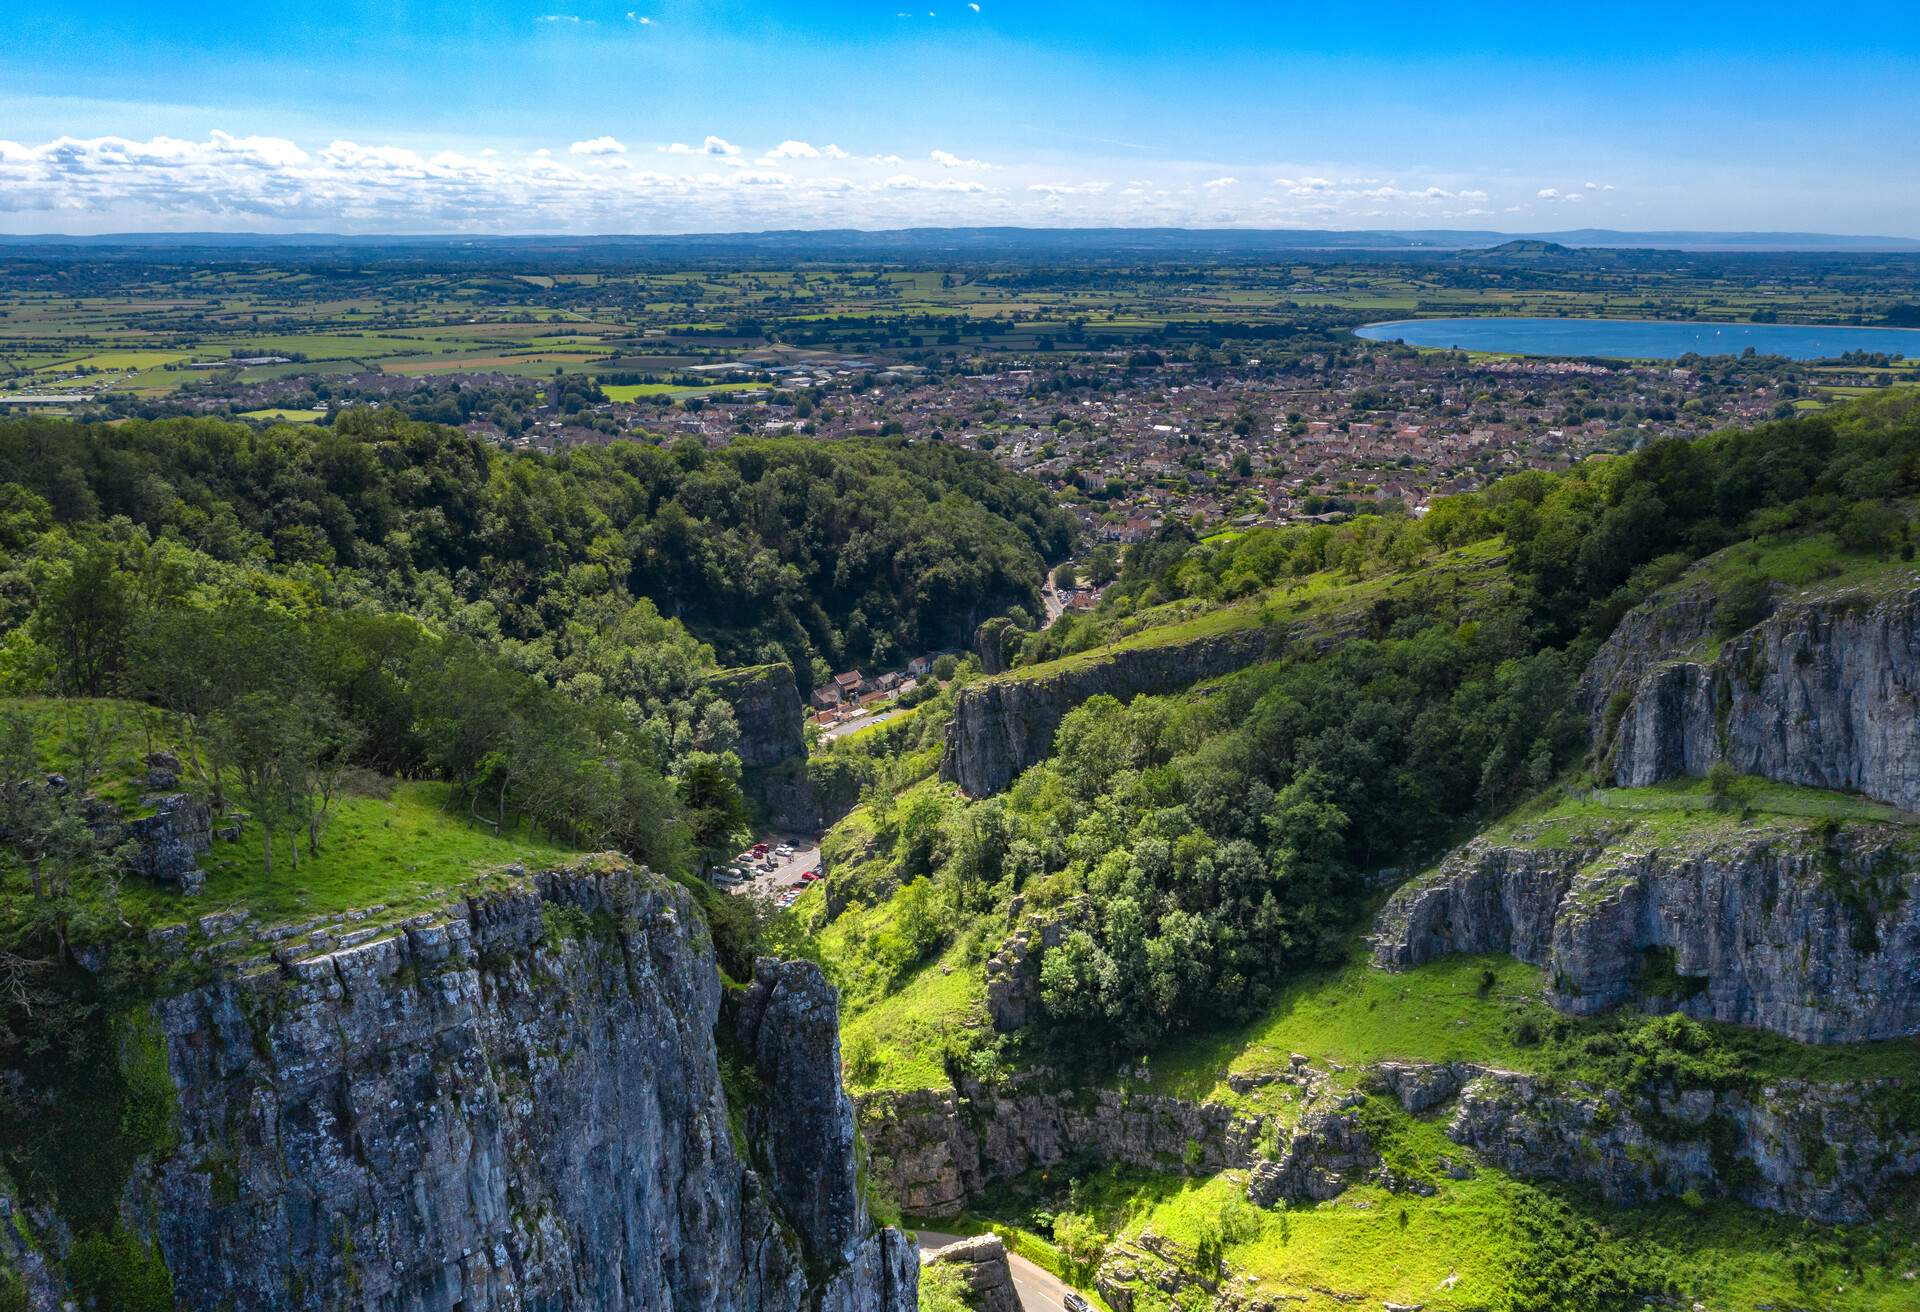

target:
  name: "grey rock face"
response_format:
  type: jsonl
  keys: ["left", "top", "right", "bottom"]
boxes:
{"left": 940, "top": 628, "right": 1270, "bottom": 796}
{"left": 132, "top": 861, "right": 911, "bottom": 1312}
{"left": 983, "top": 902, "right": 1086, "bottom": 1033}
{"left": 1583, "top": 583, "right": 1920, "bottom": 808}
{"left": 1443, "top": 1066, "right": 1920, "bottom": 1224}
{"left": 1244, "top": 1098, "right": 1378, "bottom": 1206}
{"left": 860, "top": 1077, "right": 1277, "bottom": 1217}
{"left": 1370, "top": 825, "right": 1920, "bottom": 1043}
{"left": 922, "top": 1234, "right": 1019, "bottom": 1312}
{"left": 127, "top": 791, "right": 213, "bottom": 894}
{"left": 712, "top": 663, "right": 807, "bottom": 769}
{"left": 735, "top": 956, "right": 867, "bottom": 1268}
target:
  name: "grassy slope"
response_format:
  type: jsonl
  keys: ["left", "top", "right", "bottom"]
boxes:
{"left": 4, "top": 697, "right": 580, "bottom": 932}
{"left": 127, "top": 780, "right": 577, "bottom": 928}
{"left": 1094, "top": 1158, "right": 1920, "bottom": 1312}
{"left": 989, "top": 536, "right": 1509, "bottom": 685}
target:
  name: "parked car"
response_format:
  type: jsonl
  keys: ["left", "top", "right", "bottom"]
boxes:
{"left": 1064, "top": 1296, "right": 1093, "bottom": 1312}
{"left": 800, "top": 870, "right": 821, "bottom": 882}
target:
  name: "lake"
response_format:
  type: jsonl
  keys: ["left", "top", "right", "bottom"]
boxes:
{"left": 1353, "top": 316, "right": 1920, "bottom": 362}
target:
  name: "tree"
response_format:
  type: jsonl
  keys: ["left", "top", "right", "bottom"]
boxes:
{"left": 1052, "top": 561, "right": 1078, "bottom": 592}
{"left": 209, "top": 693, "right": 305, "bottom": 877}
{"left": 295, "top": 698, "right": 361, "bottom": 857}
{"left": 32, "top": 542, "right": 134, "bottom": 696}
{"left": 932, "top": 653, "right": 959, "bottom": 682}
{"left": 1085, "top": 544, "right": 1122, "bottom": 586}
{"left": 675, "top": 751, "right": 749, "bottom": 874}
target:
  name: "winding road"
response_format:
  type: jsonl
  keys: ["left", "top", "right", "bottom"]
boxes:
{"left": 915, "top": 1231, "right": 1084, "bottom": 1312}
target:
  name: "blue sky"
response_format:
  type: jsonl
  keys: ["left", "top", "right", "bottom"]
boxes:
{"left": 2, "top": 1, "right": 1916, "bottom": 234}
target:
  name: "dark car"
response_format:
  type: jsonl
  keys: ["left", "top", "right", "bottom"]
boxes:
{"left": 1064, "top": 1296, "right": 1093, "bottom": 1312}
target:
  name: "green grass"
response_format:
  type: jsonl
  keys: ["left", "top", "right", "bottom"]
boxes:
{"left": 1095, "top": 1161, "right": 1920, "bottom": 1312}
{"left": 237, "top": 407, "right": 325, "bottom": 422}
{"left": 840, "top": 945, "right": 987, "bottom": 1093}
{"left": 996, "top": 537, "right": 1508, "bottom": 687}
{"left": 1141, "top": 952, "right": 1558, "bottom": 1103}
{"left": 600, "top": 381, "right": 772, "bottom": 401}
{"left": 1484, "top": 776, "right": 1920, "bottom": 854}
{"left": 1141, "top": 940, "right": 1920, "bottom": 1110}
{"left": 122, "top": 780, "right": 578, "bottom": 928}
{"left": 2, "top": 697, "right": 578, "bottom": 931}
{"left": 1694, "top": 527, "right": 1919, "bottom": 597}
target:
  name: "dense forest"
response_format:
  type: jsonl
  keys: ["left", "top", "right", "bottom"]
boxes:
{"left": 0, "top": 411, "right": 1072, "bottom": 678}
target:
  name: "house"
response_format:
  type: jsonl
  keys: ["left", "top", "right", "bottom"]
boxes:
{"left": 875, "top": 671, "right": 904, "bottom": 692}
{"left": 857, "top": 689, "right": 890, "bottom": 709}
{"left": 810, "top": 686, "right": 843, "bottom": 711}
{"left": 833, "top": 670, "right": 866, "bottom": 698}
{"left": 906, "top": 655, "right": 934, "bottom": 678}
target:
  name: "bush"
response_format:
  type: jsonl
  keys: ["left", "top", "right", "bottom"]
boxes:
{"left": 1712, "top": 573, "right": 1773, "bottom": 638}
{"left": 66, "top": 1232, "right": 173, "bottom": 1312}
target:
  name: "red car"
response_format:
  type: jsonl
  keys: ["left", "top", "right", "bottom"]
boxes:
{"left": 800, "top": 869, "right": 822, "bottom": 883}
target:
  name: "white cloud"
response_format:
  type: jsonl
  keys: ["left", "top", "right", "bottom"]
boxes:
{"left": 1537, "top": 187, "right": 1561, "bottom": 199}
{"left": 537, "top": 13, "right": 588, "bottom": 24}
{"left": 663, "top": 135, "right": 742, "bottom": 157}
{"left": 0, "top": 128, "right": 1620, "bottom": 234}
{"left": 885, "top": 172, "right": 988, "bottom": 193}
{"left": 969, "top": 2, "right": 981, "bottom": 9}
{"left": 626, "top": 11, "right": 653, "bottom": 22}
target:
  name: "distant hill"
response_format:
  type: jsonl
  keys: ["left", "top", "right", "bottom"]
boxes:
{"left": 2, "top": 226, "right": 1916, "bottom": 260}
{"left": 1473, "top": 239, "right": 1577, "bottom": 260}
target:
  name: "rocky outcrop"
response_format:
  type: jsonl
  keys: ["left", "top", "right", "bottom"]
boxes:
{"left": 1370, "top": 823, "right": 1920, "bottom": 1043}
{"left": 79, "top": 859, "right": 914, "bottom": 1312}
{"left": 1441, "top": 1066, "right": 1920, "bottom": 1224}
{"left": 1582, "top": 582, "right": 1920, "bottom": 809}
{"left": 747, "top": 756, "right": 864, "bottom": 836}
{"left": 712, "top": 663, "right": 807, "bottom": 769}
{"left": 941, "top": 627, "right": 1270, "bottom": 796}
{"left": 1244, "top": 1097, "right": 1379, "bottom": 1206}
{"left": 735, "top": 956, "right": 869, "bottom": 1270}
{"left": 127, "top": 790, "right": 213, "bottom": 894}
{"left": 860, "top": 1077, "right": 1278, "bottom": 1217}
{"left": 921, "top": 1234, "right": 1019, "bottom": 1312}
{"left": 983, "top": 899, "right": 1086, "bottom": 1032}
{"left": 862, "top": 1048, "right": 1919, "bottom": 1229}
{"left": 860, "top": 1063, "right": 1381, "bottom": 1218}
{"left": 1096, "top": 1231, "right": 1303, "bottom": 1312}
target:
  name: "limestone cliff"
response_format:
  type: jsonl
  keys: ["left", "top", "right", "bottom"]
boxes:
{"left": 42, "top": 860, "right": 914, "bottom": 1312}
{"left": 1418, "top": 1063, "right": 1920, "bottom": 1224}
{"left": 1581, "top": 579, "right": 1920, "bottom": 808}
{"left": 940, "top": 627, "right": 1270, "bottom": 796}
{"left": 861, "top": 1056, "right": 1919, "bottom": 1228}
{"left": 712, "top": 663, "right": 808, "bottom": 769}
{"left": 1369, "top": 821, "right": 1920, "bottom": 1043}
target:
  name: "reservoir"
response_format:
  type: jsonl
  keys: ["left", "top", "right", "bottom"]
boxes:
{"left": 1354, "top": 316, "right": 1920, "bottom": 362}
